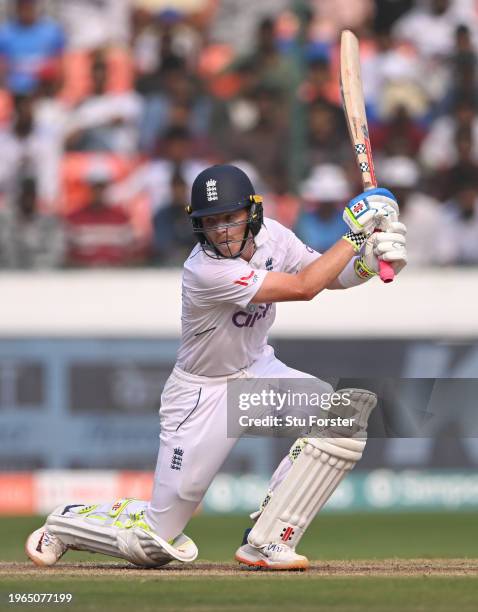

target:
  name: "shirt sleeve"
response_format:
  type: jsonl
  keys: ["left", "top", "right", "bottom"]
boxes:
{"left": 185, "top": 259, "right": 268, "bottom": 309}
{"left": 283, "top": 228, "right": 321, "bottom": 273}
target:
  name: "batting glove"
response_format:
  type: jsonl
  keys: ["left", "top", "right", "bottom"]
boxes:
{"left": 343, "top": 187, "right": 399, "bottom": 236}
{"left": 355, "top": 221, "right": 408, "bottom": 279}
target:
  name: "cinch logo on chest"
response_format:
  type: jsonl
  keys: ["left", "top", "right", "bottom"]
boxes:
{"left": 232, "top": 303, "right": 272, "bottom": 328}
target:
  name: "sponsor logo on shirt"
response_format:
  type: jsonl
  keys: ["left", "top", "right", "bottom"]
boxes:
{"left": 233, "top": 270, "right": 258, "bottom": 286}
{"left": 232, "top": 303, "right": 272, "bottom": 328}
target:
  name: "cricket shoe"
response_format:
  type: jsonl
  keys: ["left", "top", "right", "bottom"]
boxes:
{"left": 235, "top": 541, "right": 309, "bottom": 570}
{"left": 25, "top": 522, "right": 68, "bottom": 567}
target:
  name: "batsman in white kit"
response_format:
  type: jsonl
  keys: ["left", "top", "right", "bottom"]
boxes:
{"left": 26, "top": 164, "right": 407, "bottom": 570}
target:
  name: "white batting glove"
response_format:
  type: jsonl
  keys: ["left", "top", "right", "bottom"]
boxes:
{"left": 354, "top": 221, "right": 408, "bottom": 279}
{"left": 343, "top": 187, "right": 399, "bottom": 235}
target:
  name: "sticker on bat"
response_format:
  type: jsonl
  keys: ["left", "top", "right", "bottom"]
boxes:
{"left": 361, "top": 124, "right": 370, "bottom": 138}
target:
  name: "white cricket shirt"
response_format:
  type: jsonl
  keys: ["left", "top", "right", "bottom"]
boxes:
{"left": 176, "top": 218, "right": 320, "bottom": 376}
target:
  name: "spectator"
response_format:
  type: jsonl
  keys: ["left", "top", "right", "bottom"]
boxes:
{"left": 152, "top": 171, "right": 196, "bottom": 266}
{"left": 209, "top": 0, "right": 291, "bottom": 55}
{"left": 132, "top": 7, "right": 204, "bottom": 77}
{"left": 374, "top": 0, "right": 414, "bottom": 32}
{"left": 297, "top": 56, "right": 338, "bottom": 106}
{"left": 308, "top": 0, "right": 374, "bottom": 43}
{"left": 304, "top": 98, "right": 349, "bottom": 171}
{"left": 419, "top": 98, "right": 478, "bottom": 170}
{"left": 433, "top": 125, "right": 478, "bottom": 200}
{"left": 377, "top": 156, "right": 443, "bottom": 266}
{"left": 131, "top": 7, "right": 159, "bottom": 76}
{"left": 65, "top": 55, "right": 143, "bottom": 155}
{"left": 392, "top": 0, "right": 477, "bottom": 59}
{"left": 0, "top": 174, "right": 64, "bottom": 268}
{"left": 439, "top": 24, "right": 478, "bottom": 114}
{"left": 65, "top": 165, "right": 139, "bottom": 267}
{"left": 392, "top": 0, "right": 478, "bottom": 104}
{"left": 108, "top": 125, "right": 210, "bottom": 216}
{"left": 294, "top": 164, "right": 349, "bottom": 253}
{"left": 137, "top": 56, "right": 212, "bottom": 154}
{"left": 438, "top": 176, "right": 478, "bottom": 265}
{"left": 229, "top": 17, "right": 295, "bottom": 96}
{"left": 361, "top": 25, "right": 427, "bottom": 122}
{"left": 0, "top": 87, "right": 68, "bottom": 211}
{"left": 32, "top": 61, "right": 70, "bottom": 210}
{"left": 0, "top": 95, "right": 44, "bottom": 205}
{"left": 225, "top": 83, "right": 288, "bottom": 190}
{"left": 55, "top": 0, "right": 130, "bottom": 51}
{"left": 0, "top": 0, "right": 65, "bottom": 95}
{"left": 371, "top": 105, "right": 426, "bottom": 158}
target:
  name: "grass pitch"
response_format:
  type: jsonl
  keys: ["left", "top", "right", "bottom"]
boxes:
{"left": 1, "top": 513, "right": 477, "bottom": 611}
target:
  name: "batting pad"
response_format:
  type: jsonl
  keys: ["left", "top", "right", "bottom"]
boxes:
{"left": 248, "top": 436, "right": 365, "bottom": 549}
{"left": 46, "top": 504, "right": 198, "bottom": 567}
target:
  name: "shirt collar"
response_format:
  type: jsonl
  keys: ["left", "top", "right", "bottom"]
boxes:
{"left": 254, "top": 222, "right": 270, "bottom": 250}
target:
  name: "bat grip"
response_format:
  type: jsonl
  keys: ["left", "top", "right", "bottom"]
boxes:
{"left": 379, "top": 259, "right": 395, "bottom": 283}
{"left": 374, "top": 228, "right": 395, "bottom": 283}
{"left": 365, "top": 184, "right": 395, "bottom": 284}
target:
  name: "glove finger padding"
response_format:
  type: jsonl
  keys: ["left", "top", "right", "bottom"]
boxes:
{"left": 374, "top": 242, "right": 407, "bottom": 257}
{"left": 373, "top": 232, "right": 406, "bottom": 245}
{"left": 386, "top": 221, "right": 407, "bottom": 236}
{"left": 362, "top": 227, "right": 408, "bottom": 275}
{"left": 373, "top": 235, "right": 407, "bottom": 258}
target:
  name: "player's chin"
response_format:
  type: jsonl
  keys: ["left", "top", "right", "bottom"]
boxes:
{"left": 216, "top": 241, "right": 241, "bottom": 258}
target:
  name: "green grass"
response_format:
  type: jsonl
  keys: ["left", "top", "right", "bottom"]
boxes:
{"left": 1, "top": 576, "right": 478, "bottom": 612}
{"left": 1, "top": 512, "right": 478, "bottom": 562}
{"left": 1, "top": 513, "right": 477, "bottom": 612}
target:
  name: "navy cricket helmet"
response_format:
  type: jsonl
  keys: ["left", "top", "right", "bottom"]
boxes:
{"left": 186, "top": 164, "right": 263, "bottom": 258}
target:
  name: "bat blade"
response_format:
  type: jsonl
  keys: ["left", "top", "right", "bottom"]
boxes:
{"left": 340, "top": 29, "right": 395, "bottom": 283}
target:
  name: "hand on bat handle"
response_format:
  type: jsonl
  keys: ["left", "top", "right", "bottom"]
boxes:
{"left": 369, "top": 190, "right": 397, "bottom": 283}
{"left": 369, "top": 189, "right": 398, "bottom": 283}
{"left": 342, "top": 187, "right": 399, "bottom": 283}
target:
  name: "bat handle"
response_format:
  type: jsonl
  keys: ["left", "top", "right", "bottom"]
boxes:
{"left": 379, "top": 259, "right": 395, "bottom": 283}
{"left": 365, "top": 183, "right": 395, "bottom": 284}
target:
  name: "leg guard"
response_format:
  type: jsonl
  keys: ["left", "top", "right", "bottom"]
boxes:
{"left": 46, "top": 499, "right": 198, "bottom": 567}
{"left": 248, "top": 388, "right": 376, "bottom": 550}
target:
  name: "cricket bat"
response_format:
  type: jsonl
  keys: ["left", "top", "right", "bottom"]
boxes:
{"left": 340, "top": 29, "right": 395, "bottom": 283}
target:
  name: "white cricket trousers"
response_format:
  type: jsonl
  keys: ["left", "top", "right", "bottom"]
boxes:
{"left": 145, "top": 348, "right": 333, "bottom": 541}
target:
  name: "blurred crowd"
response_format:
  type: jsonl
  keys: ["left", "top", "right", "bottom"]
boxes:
{"left": 0, "top": 0, "right": 477, "bottom": 269}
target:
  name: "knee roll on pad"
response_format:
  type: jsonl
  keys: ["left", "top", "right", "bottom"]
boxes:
{"left": 311, "top": 436, "right": 366, "bottom": 462}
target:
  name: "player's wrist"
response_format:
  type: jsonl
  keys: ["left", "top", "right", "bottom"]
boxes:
{"left": 342, "top": 229, "right": 367, "bottom": 253}
{"left": 354, "top": 256, "right": 376, "bottom": 280}
{"left": 337, "top": 254, "right": 375, "bottom": 288}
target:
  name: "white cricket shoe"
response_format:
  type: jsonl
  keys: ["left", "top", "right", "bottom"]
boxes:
{"left": 235, "top": 542, "right": 309, "bottom": 570}
{"left": 25, "top": 525, "right": 68, "bottom": 567}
